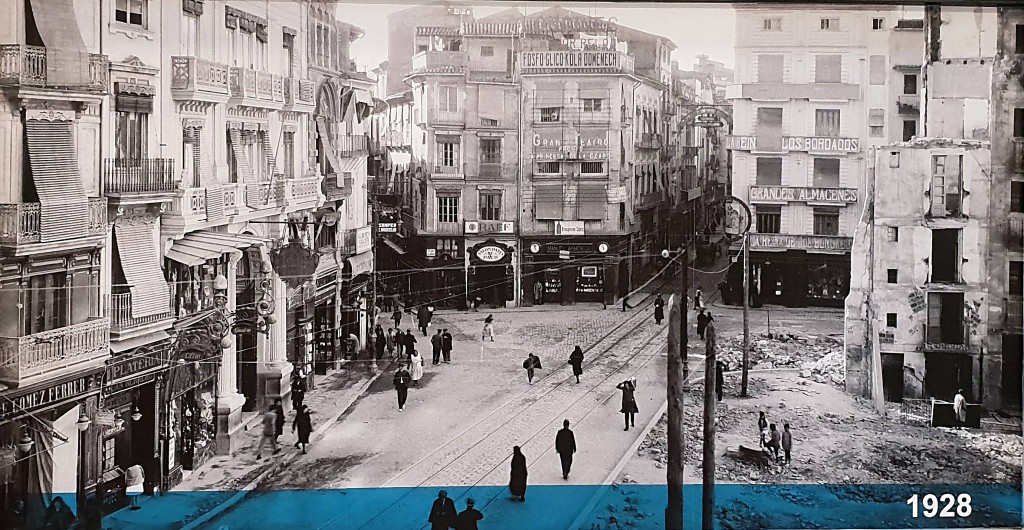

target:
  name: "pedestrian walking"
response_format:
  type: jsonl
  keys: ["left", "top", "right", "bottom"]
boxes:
{"left": 404, "top": 329, "right": 417, "bottom": 357}
{"left": 715, "top": 361, "right": 725, "bottom": 402}
{"left": 375, "top": 325, "right": 386, "bottom": 360}
{"left": 534, "top": 280, "right": 544, "bottom": 305}
{"left": 482, "top": 314, "right": 495, "bottom": 341}
{"left": 509, "top": 446, "right": 528, "bottom": 502}
{"left": 693, "top": 288, "right": 703, "bottom": 310}
{"left": 767, "top": 423, "right": 782, "bottom": 461}
{"left": 271, "top": 398, "right": 285, "bottom": 442}
{"left": 441, "top": 328, "right": 453, "bottom": 363}
{"left": 757, "top": 411, "right": 768, "bottom": 444}
{"left": 954, "top": 388, "right": 967, "bottom": 428}
{"left": 696, "top": 308, "right": 709, "bottom": 340}
{"left": 292, "top": 405, "right": 313, "bottom": 454}
{"left": 428, "top": 490, "right": 457, "bottom": 530}
{"left": 255, "top": 408, "right": 279, "bottom": 460}
{"left": 622, "top": 294, "right": 633, "bottom": 312}
{"left": 409, "top": 349, "right": 424, "bottom": 385}
{"left": 393, "top": 365, "right": 411, "bottom": 411}
{"left": 454, "top": 499, "right": 483, "bottom": 530}
{"left": 418, "top": 305, "right": 432, "bottom": 336}
{"left": 555, "top": 419, "right": 577, "bottom": 480}
{"left": 523, "top": 353, "right": 543, "bottom": 384}
{"left": 705, "top": 312, "right": 715, "bottom": 338}
{"left": 393, "top": 308, "right": 403, "bottom": 331}
{"left": 291, "top": 371, "right": 306, "bottom": 411}
{"left": 395, "top": 329, "right": 406, "bottom": 358}
{"left": 617, "top": 377, "right": 639, "bottom": 431}
{"left": 431, "top": 329, "right": 443, "bottom": 365}
{"left": 653, "top": 294, "right": 665, "bottom": 324}
{"left": 781, "top": 423, "right": 793, "bottom": 464}
{"left": 567, "top": 346, "right": 584, "bottom": 384}
{"left": 386, "top": 328, "right": 396, "bottom": 358}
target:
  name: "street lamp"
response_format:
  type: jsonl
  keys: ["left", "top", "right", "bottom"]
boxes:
{"left": 16, "top": 428, "right": 33, "bottom": 453}
{"left": 75, "top": 412, "right": 92, "bottom": 432}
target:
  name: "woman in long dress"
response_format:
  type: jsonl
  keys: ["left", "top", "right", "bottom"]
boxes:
{"left": 409, "top": 349, "right": 424, "bottom": 386}
{"left": 568, "top": 346, "right": 584, "bottom": 384}
{"left": 293, "top": 405, "right": 313, "bottom": 454}
{"left": 508, "top": 446, "right": 528, "bottom": 502}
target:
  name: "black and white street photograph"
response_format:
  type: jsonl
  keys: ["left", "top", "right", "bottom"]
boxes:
{"left": 0, "top": 1, "right": 1021, "bottom": 529}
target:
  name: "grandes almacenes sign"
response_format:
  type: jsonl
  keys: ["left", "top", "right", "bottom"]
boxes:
{"left": 724, "top": 135, "right": 859, "bottom": 153}
{"left": 749, "top": 234, "right": 853, "bottom": 252}
{"left": 750, "top": 186, "right": 859, "bottom": 204}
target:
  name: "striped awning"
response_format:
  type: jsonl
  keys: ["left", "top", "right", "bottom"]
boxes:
{"left": 166, "top": 231, "right": 272, "bottom": 267}
{"left": 416, "top": 26, "right": 460, "bottom": 37}
{"left": 24, "top": 119, "right": 89, "bottom": 242}
{"left": 345, "top": 251, "right": 374, "bottom": 277}
{"left": 115, "top": 222, "right": 171, "bottom": 319}
{"left": 30, "top": 0, "right": 90, "bottom": 86}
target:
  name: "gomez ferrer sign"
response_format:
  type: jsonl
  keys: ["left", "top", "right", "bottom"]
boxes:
{"left": 750, "top": 186, "right": 859, "bottom": 204}
{"left": 725, "top": 135, "right": 859, "bottom": 153}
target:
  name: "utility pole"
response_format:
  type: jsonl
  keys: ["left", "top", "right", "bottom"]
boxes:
{"left": 741, "top": 232, "right": 750, "bottom": 396}
{"left": 665, "top": 248, "right": 687, "bottom": 530}
{"left": 702, "top": 318, "right": 717, "bottom": 529}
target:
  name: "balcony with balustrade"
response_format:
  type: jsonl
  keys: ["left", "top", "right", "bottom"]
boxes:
{"left": 0, "top": 45, "right": 109, "bottom": 93}
{"left": 162, "top": 187, "right": 209, "bottom": 237}
{"left": 171, "top": 56, "right": 230, "bottom": 103}
{"left": 0, "top": 198, "right": 107, "bottom": 256}
{"left": 476, "top": 162, "right": 516, "bottom": 180}
{"left": 229, "top": 67, "right": 285, "bottom": 110}
{"left": 109, "top": 290, "right": 174, "bottom": 341}
{"left": 635, "top": 133, "right": 663, "bottom": 150}
{"left": 431, "top": 163, "right": 466, "bottom": 180}
{"left": 410, "top": 51, "right": 468, "bottom": 75}
{"left": 337, "top": 134, "right": 369, "bottom": 157}
{"left": 246, "top": 180, "right": 287, "bottom": 210}
{"left": 284, "top": 176, "right": 324, "bottom": 211}
{"left": 103, "top": 158, "right": 177, "bottom": 206}
{"left": 0, "top": 317, "right": 110, "bottom": 388}
{"left": 283, "top": 77, "right": 316, "bottom": 113}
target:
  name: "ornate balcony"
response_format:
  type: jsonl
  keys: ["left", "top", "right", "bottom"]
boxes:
{"left": 431, "top": 163, "right": 466, "bottom": 180}
{"left": 103, "top": 159, "right": 177, "bottom": 205}
{"left": 285, "top": 176, "right": 323, "bottom": 209}
{"left": 337, "top": 134, "right": 369, "bottom": 157}
{"left": 284, "top": 77, "right": 315, "bottom": 113}
{"left": 635, "top": 133, "right": 662, "bottom": 150}
{"left": 0, "top": 45, "right": 109, "bottom": 92}
{"left": 164, "top": 187, "right": 208, "bottom": 230}
{"left": 222, "top": 183, "right": 243, "bottom": 215}
{"left": 0, "top": 198, "right": 107, "bottom": 252}
{"left": 170, "top": 56, "right": 230, "bottom": 103}
{"left": 246, "top": 181, "right": 286, "bottom": 210}
{"left": 0, "top": 318, "right": 110, "bottom": 388}
{"left": 109, "top": 292, "right": 174, "bottom": 339}
{"left": 410, "top": 51, "right": 468, "bottom": 75}
{"left": 228, "top": 67, "right": 285, "bottom": 110}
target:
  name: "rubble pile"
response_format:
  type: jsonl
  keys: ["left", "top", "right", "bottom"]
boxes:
{"left": 798, "top": 349, "right": 845, "bottom": 387}
{"left": 716, "top": 333, "right": 841, "bottom": 371}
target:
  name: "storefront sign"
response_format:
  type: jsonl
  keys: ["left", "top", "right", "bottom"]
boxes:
{"left": 105, "top": 349, "right": 166, "bottom": 387}
{"left": 923, "top": 343, "right": 980, "bottom": 354}
{"left": 555, "top": 221, "right": 585, "bottom": 236}
{"left": 0, "top": 375, "right": 98, "bottom": 419}
{"left": 522, "top": 51, "right": 625, "bottom": 71}
{"left": 356, "top": 226, "right": 373, "bottom": 254}
{"left": 271, "top": 241, "right": 320, "bottom": 289}
{"left": 465, "top": 221, "right": 515, "bottom": 235}
{"left": 724, "top": 135, "right": 756, "bottom": 150}
{"left": 909, "top": 290, "right": 926, "bottom": 313}
{"left": 749, "top": 186, "right": 859, "bottom": 204}
{"left": 724, "top": 135, "right": 859, "bottom": 153}
{"left": 693, "top": 106, "right": 724, "bottom": 128}
{"left": 426, "top": 249, "right": 437, "bottom": 258}
{"left": 749, "top": 234, "right": 854, "bottom": 252}
{"left": 475, "top": 245, "right": 507, "bottom": 262}
{"left": 544, "top": 243, "right": 593, "bottom": 254}
{"left": 378, "top": 223, "right": 398, "bottom": 233}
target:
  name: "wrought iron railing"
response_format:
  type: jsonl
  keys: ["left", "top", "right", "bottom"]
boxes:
{"left": 103, "top": 158, "right": 177, "bottom": 194}
{"left": 0, "top": 318, "right": 110, "bottom": 386}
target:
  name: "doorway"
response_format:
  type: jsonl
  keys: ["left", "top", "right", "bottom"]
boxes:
{"left": 925, "top": 353, "right": 973, "bottom": 401}
{"left": 881, "top": 353, "right": 904, "bottom": 402}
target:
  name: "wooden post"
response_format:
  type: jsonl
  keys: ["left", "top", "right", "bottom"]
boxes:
{"left": 741, "top": 232, "right": 750, "bottom": 396}
{"left": 666, "top": 250, "right": 687, "bottom": 530}
{"left": 703, "top": 319, "right": 717, "bottom": 529}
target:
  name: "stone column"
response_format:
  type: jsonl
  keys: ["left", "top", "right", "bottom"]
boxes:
{"left": 216, "top": 251, "right": 247, "bottom": 455}
{"left": 257, "top": 274, "right": 293, "bottom": 412}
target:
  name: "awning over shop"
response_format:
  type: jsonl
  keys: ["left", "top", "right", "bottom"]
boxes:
{"left": 165, "top": 230, "right": 272, "bottom": 267}
{"left": 29, "top": 0, "right": 90, "bottom": 86}
{"left": 115, "top": 222, "right": 171, "bottom": 319}
{"left": 24, "top": 119, "right": 89, "bottom": 242}
{"left": 346, "top": 251, "right": 374, "bottom": 277}
{"left": 382, "top": 238, "right": 406, "bottom": 255}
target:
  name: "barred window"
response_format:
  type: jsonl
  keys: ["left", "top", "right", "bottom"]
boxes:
{"left": 536, "top": 162, "right": 560, "bottom": 174}
{"left": 755, "top": 205, "right": 782, "bottom": 234}
{"left": 813, "top": 207, "right": 840, "bottom": 235}
{"left": 540, "top": 107, "right": 561, "bottom": 122}
{"left": 815, "top": 109, "right": 841, "bottom": 137}
{"left": 581, "top": 161, "right": 605, "bottom": 174}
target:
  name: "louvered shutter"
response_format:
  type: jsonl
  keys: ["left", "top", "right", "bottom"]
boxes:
{"left": 115, "top": 221, "right": 171, "bottom": 319}
{"left": 24, "top": 119, "right": 90, "bottom": 242}
{"left": 534, "top": 184, "right": 563, "bottom": 219}
{"left": 200, "top": 133, "right": 225, "bottom": 221}
{"left": 228, "top": 129, "right": 256, "bottom": 182}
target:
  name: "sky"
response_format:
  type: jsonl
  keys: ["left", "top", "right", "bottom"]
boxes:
{"left": 340, "top": 1, "right": 736, "bottom": 73}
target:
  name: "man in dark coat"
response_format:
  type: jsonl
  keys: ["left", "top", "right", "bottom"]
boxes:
{"left": 617, "top": 378, "right": 639, "bottom": 431}
{"left": 292, "top": 405, "right": 313, "bottom": 454}
{"left": 441, "top": 328, "right": 453, "bottom": 363}
{"left": 454, "top": 498, "right": 483, "bottom": 530}
{"left": 271, "top": 398, "right": 285, "bottom": 442}
{"left": 654, "top": 294, "right": 665, "bottom": 324}
{"left": 427, "top": 490, "right": 457, "bottom": 530}
{"left": 555, "top": 419, "right": 577, "bottom": 480}
{"left": 696, "top": 308, "right": 709, "bottom": 340}
{"left": 418, "top": 305, "right": 432, "bottom": 336}
{"left": 715, "top": 361, "right": 725, "bottom": 402}
{"left": 393, "top": 366, "right": 412, "bottom": 411}
{"left": 568, "top": 346, "right": 584, "bottom": 384}
{"left": 404, "top": 329, "right": 417, "bottom": 356}
{"left": 290, "top": 372, "right": 306, "bottom": 412}
{"left": 430, "top": 329, "right": 443, "bottom": 365}
{"left": 509, "top": 446, "right": 528, "bottom": 502}
{"left": 395, "top": 329, "right": 406, "bottom": 358}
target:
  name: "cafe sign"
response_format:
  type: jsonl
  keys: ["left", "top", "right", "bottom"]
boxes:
{"left": 749, "top": 234, "right": 853, "bottom": 252}
{"left": 750, "top": 186, "right": 859, "bottom": 204}
{"left": 0, "top": 375, "right": 98, "bottom": 420}
{"left": 465, "top": 221, "right": 515, "bottom": 235}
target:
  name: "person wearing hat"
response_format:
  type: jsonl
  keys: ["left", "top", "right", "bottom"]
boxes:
{"left": 617, "top": 377, "right": 639, "bottom": 431}
{"left": 555, "top": 419, "right": 577, "bottom": 480}
{"left": 454, "top": 498, "right": 483, "bottom": 530}
{"left": 291, "top": 370, "right": 307, "bottom": 412}
{"left": 428, "top": 490, "right": 457, "bottom": 530}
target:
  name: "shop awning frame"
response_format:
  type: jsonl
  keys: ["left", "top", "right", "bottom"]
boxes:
{"left": 166, "top": 230, "right": 272, "bottom": 267}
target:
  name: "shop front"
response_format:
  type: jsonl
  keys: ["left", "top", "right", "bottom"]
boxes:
{"left": 726, "top": 235, "right": 852, "bottom": 308}
{"left": 96, "top": 339, "right": 170, "bottom": 515}
{"left": 466, "top": 237, "right": 516, "bottom": 309}
{"left": 520, "top": 235, "right": 626, "bottom": 306}
{"left": 340, "top": 247, "right": 374, "bottom": 356}
{"left": 313, "top": 268, "right": 339, "bottom": 375}
{"left": 286, "top": 283, "right": 316, "bottom": 388}
{"left": 0, "top": 370, "right": 103, "bottom": 526}
{"left": 160, "top": 329, "right": 219, "bottom": 492}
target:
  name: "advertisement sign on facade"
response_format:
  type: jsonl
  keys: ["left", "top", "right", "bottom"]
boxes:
{"left": 748, "top": 234, "right": 854, "bottom": 252}
{"left": 724, "top": 135, "right": 859, "bottom": 153}
{"left": 356, "top": 226, "right": 372, "bottom": 254}
{"left": 475, "top": 245, "right": 507, "bottom": 262}
{"left": 465, "top": 221, "right": 515, "bottom": 235}
{"left": 554, "top": 221, "right": 586, "bottom": 236}
{"left": 522, "top": 51, "right": 626, "bottom": 71}
{"left": 749, "top": 186, "right": 859, "bottom": 204}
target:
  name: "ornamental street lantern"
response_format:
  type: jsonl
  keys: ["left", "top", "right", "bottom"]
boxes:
{"left": 271, "top": 241, "right": 320, "bottom": 289}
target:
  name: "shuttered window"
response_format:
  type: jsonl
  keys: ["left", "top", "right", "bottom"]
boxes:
{"left": 577, "top": 184, "right": 607, "bottom": 220}
{"left": 114, "top": 222, "right": 170, "bottom": 319}
{"left": 115, "top": 111, "right": 148, "bottom": 162}
{"left": 534, "top": 184, "right": 563, "bottom": 219}
{"left": 25, "top": 119, "right": 90, "bottom": 241}
{"left": 812, "top": 158, "right": 840, "bottom": 187}
{"left": 815, "top": 109, "right": 841, "bottom": 137}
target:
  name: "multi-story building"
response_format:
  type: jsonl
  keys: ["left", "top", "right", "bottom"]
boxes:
{"left": 846, "top": 6, "right": 1020, "bottom": 414}
{"left": 383, "top": 6, "right": 691, "bottom": 308}
{"left": 1, "top": 0, "right": 374, "bottom": 519}
{"left": 693, "top": 54, "right": 735, "bottom": 103}
{"left": 726, "top": 5, "right": 882, "bottom": 308}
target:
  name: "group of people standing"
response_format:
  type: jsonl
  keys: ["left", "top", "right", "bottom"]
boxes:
{"left": 757, "top": 411, "right": 794, "bottom": 464}
{"left": 391, "top": 326, "right": 458, "bottom": 411}
{"left": 256, "top": 397, "right": 314, "bottom": 460}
